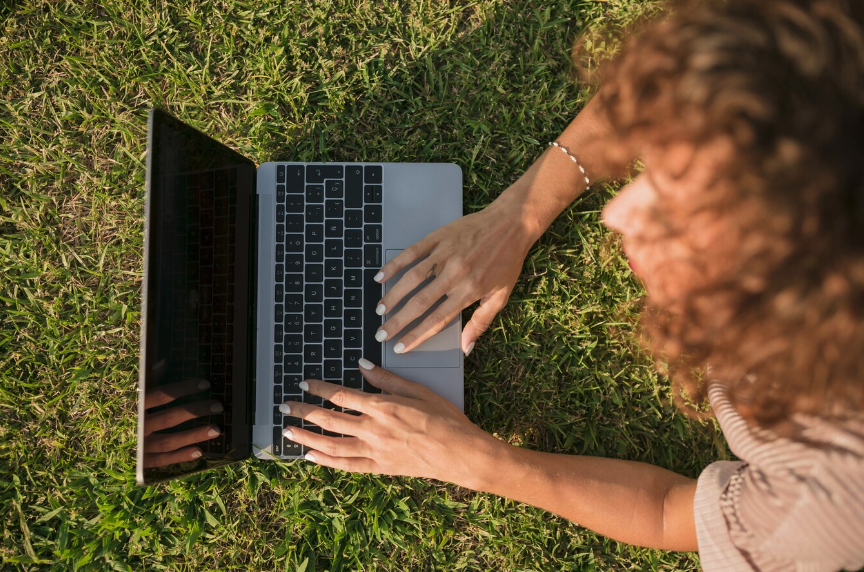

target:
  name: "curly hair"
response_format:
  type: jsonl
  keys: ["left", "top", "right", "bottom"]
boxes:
{"left": 580, "top": 0, "right": 864, "bottom": 429}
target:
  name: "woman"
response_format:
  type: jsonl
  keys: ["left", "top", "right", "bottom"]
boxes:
{"left": 279, "top": 0, "right": 864, "bottom": 569}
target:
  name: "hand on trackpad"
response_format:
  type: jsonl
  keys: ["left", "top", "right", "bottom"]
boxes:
{"left": 382, "top": 249, "right": 461, "bottom": 368}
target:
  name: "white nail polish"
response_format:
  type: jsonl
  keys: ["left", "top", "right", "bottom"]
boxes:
{"left": 210, "top": 402, "right": 224, "bottom": 413}
{"left": 282, "top": 428, "right": 293, "bottom": 439}
{"left": 279, "top": 403, "right": 291, "bottom": 414}
{"left": 394, "top": 343, "right": 405, "bottom": 354}
{"left": 374, "top": 271, "right": 384, "bottom": 282}
{"left": 299, "top": 381, "right": 309, "bottom": 391}
{"left": 375, "top": 303, "right": 386, "bottom": 315}
{"left": 305, "top": 452, "right": 317, "bottom": 462}
{"left": 198, "top": 379, "right": 211, "bottom": 390}
{"left": 358, "top": 358, "right": 375, "bottom": 370}
{"left": 207, "top": 427, "right": 221, "bottom": 437}
{"left": 191, "top": 450, "right": 202, "bottom": 459}
{"left": 375, "top": 329, "right": 387, "bottom": 342}
{"left": 465, "top": 342, "right": 475, "bottom": 356}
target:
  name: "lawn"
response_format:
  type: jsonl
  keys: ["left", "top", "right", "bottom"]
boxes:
{"left": 0, "top": 1, "right": 729, "bottom": 570}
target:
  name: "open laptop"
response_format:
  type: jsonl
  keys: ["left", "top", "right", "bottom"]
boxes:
{"left": 137, "top": 108, "right": 463, "bottom": 485}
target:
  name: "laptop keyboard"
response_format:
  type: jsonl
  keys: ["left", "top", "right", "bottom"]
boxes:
{"left": 272, "top": 164, "right": 383, "bottom": 457}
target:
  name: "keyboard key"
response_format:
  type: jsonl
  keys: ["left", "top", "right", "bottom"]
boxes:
{"left": 364, "top": 184, "right": 382, "bottom": 203}
{"left": 274, "top": 345, "right": 283, "bottom": 363}
{"left": 304, "top": 344, "right": 323, "bottom": 363}
{"left": 323, "top": 360, "right": 341, "bottom": 379}
{"left": 303, "top": 365, "right": 322, "bottom": 380}
{"left": 345, "top": 229, "right": 362, "bottom": 248}
{"left": 306, "top": 204, "right": 324, "bottom": 223}
{"left": 273, "top": 406, "right": 283, "bottom": 426}
{"left": 305, "top": 283, "right": 323, "bottom": 302}
{"left": 346, "top": 165, "right": 363, "bottom": 207}
{"left": 285, "top": 274, "right": 303, "bottom": 292}
{"left": 324, "top": 319, "right": 342, "bottom": 338}
{"left": 344, "top": 349, "right": 361, "bottom": 369}
{"left": 345, "top": 309, "right": 362, "bottom": 328}
{"left": 345, "top": 329, "right": 362, "bottom": 348}
{"left": 325, "top": 199, "right": 344, "bottom": 219}
{"left": 275, "top": 304, "right": 284, "bottom": 323}
{"left": 286, "top": 195, "right": 304, "bottom": 213}
{"left": 305, "top": 324, "right": 323, "bottom": 343}
{"left": 275, "top": 244, "right": 284, "bottom": 263}
{"left": 285, "top": 375, "right": 303, "bottom": 394}
{"left": 286, "top": 214, "right": 304, "bottom": 233}
{"left": 324, "top": 299, "right": 342, "bottom": 318}
{"left": 306, "top": 224, "right": 324, "bottom": 242}
{"left": 345, "top": 289, "right": 362, "bottom": 308}
{"left": 276, "top": 184, "right": 285, "bottom": 203}
{"left": 364, "top": 244, "right": 382, "bottom": 267}
{"left": 345, "top": 209, "right": 363, "bottom": 228}
{"left": 325, "top": 239, "right": 343, "bottom": 258}
{"left": 277, "top": 165, "right": 285, "bottom": 183}
{"left": 306, "top": 184, "right": 324, "bottom": 203}
{"left": 306, "top": 263, "right": 323, "bottom": 282}
{"left": 285, "top": 294, "right": 303, "bottom": 313}
{"left": 305, "top": 304, "right": 324, "bottom": 323}
{"left": 284, "top": 354, "right": 302, "bottom": 373}
{"left": 285, "top": 254, "right": 303, "bottom": 273}
{"left": 325, "top": 259, "right": 343, "bottom": 278}
{"left": 364, "top": 204, "right": 382, "bottom": 223}
{"left": 273, "top": 364, "right": 283, "bottom": 385}
{"left": 345, "top": 249, "right": 363, "bottom": 268}
{"left": 274, "top": 383, "right": 282, "bottom": 404}
{"left": 326, "top": 220, "right": 343, "bottom": 238}
{"left": 345, "top": 370, "right": 363, "bottom": 389}
{"left": 306, "top": 165, "right": 344, "bottom": 183}
{"left": 345, "top": 269, "right": 362, "bottom": 288}
{"left": 276, "top": 223, "right": 285, "bottom": 242}
{"left": 326, "top": 180, "right": 343, "bottom": 198}
{"left": 324, "top": 279, "right": 343, "bottom": 298}
{"left": 305, "top": 244, "right": 323, "bottom": 263}
{"left": 287, "top": 165, "right": 304, "bottom": 192}
{"left": 285, "top": 314, "right": 303, "bottom": 333}
{"left": 364, "top": 225, "right": 382, "bottom": 243}
{"left": 275, "top": 264, "right": 284, "bottom": 282}
{"left": 364, "top": 165, "right": 382, "bottom": 184}
{"left": 284, "top": 437, "right": 302, "bottom": 457}
{"left": 284, "top": 334, "right": 303, "bottom": 354}
{"left": 275, "top": 284, "right": 283, "bottom": 302}
{"left": 272, "top": 426, "right": 283, "bottom": 456}
{"left": 324, "top": 339, "right": 342, "bottom": 358}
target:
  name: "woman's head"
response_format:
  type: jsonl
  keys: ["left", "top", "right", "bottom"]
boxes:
{"left": 588, "top": 0, "right": 864, "bottom": 427}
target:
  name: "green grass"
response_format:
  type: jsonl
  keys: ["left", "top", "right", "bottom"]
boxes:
{"left": 0, "top": 0, "right": 728, "bottom": 570}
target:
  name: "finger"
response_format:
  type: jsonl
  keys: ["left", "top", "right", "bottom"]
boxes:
{"left": 143, "top": 446, "right": 203, "bottom": 469}
{"left": 384, "top": 293, "right": 465, "bottom": 354}
{"left": 460, "top": 289, "right": 510, "bottom": 354}
{"left": 375, "top": 255, "right": 439, "bottom": 322}
{"left": 374, "top": 235, "right": 436, "bottom": 285}
{"left": 281, "top": 426, "right": 369, "bottom": 458}
{"left": 376, "top": 279, "right": 451, "bottom": 349}
{"left": 280, "top": 395, "right": 366, "bottom": 436}
{"left": 357, "top": 360, "right": 435, "bottom": 401}
{"left": 145, "top": 377, "right": 211, "bottom": 409}
{"left": 302, "top": 450, "right": 379, "bottom": 473}
{"left": 144, "top": 424, "right": 221, "bottom": 453}
{"left": 145, "top": 399, "right": 223, "bottom": 434}
{"left": 297, "top": 379, "right": 374, "bottom": 416}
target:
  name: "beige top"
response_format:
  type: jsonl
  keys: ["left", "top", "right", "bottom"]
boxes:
{"left": 694, "top": 383, "right": 864, "bottom": 571}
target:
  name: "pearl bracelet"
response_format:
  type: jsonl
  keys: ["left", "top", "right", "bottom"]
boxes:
{"left": 548, "top": 141, "right": 590, "bottom": 191}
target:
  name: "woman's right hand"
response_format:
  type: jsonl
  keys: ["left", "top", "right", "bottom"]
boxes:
{"left": 373, "top": 194, "right": 540, "bottom": 355}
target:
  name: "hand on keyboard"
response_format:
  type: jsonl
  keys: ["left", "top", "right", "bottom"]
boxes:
{"left": 374, "top": 198, "right": 537, "bottom": 355}
{"left": 279, "top": 360, "right": 499, "bottom": 486}
{"left": 142, "top": 359, "right": 223, "bottom": 468}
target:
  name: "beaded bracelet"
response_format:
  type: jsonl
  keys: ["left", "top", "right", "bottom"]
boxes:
{"left": 549, "top": 141, "right": 590, "bottom": 191}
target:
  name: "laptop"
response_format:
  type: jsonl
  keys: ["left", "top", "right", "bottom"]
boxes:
{"left": 137, "top": 108, "right": 464, "bottom": 485}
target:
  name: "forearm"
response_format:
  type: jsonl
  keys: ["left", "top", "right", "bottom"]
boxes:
{"left": 494, "top": 93, "right": 623, "bottom": 241}
{"left": 464, "top": 436, "right": 698, "bottom": 552}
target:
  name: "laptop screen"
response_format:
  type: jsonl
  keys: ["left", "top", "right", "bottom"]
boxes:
{"left": 138, "top": 109, "right": 256, "bottom": 485}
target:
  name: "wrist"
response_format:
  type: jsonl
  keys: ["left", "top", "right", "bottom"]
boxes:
{"left": 452, "top": 430, "right": 521, "bottom": 493}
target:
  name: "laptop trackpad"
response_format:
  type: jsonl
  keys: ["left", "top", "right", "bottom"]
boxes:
{"left": 383, "top": 250, "right": 460, "bottom": 368}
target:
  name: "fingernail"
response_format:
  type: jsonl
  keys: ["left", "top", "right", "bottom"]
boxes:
{"left": 282, "top": 428, "right": 293, "bottom": 439}
{"left": 376, "top": 303, "right": 386, "bottom": 315}
{"left": 191, "top": 450, "right": 202, "bottom": 458}
{"left": 375, "top": 329, "right": 387, "bottom": 342}
{"left": 305, "top": 452, "right": 317, "bottom": 462}
{"left": 394, "top": 343, "right": 405, "bottom": 354}
{"left": 299, "top": 381, "right": 309, "bottom": 391}
{"left": 207, "top": 427, "right": 221, "bottom": 437}
{"left": 279, "top": 403, "right": 291, "bottom": 414}
{"left": 374, "top": 271, "right": 384, "bottom": 282}
{"left": 198, "top": 379, "right": 211, "bottom": 390}
{"left": 465, "top": 342, "right": 475, "bottom": 357}
{"left": 358, "top": 358, "right": 375, "bottom": 370}
{"left": 210, "top": 402, "right": 224, "bottom": 413}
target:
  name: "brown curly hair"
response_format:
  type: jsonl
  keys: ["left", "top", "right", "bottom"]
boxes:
{"left": 581, "top": 0, "right": 864, "bottom": 429}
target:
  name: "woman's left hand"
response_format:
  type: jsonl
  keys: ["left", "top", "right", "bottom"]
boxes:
{"left": 280, "top": 360, "right": 498, "bottom": 488}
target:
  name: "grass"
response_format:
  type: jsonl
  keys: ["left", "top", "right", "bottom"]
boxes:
{"left": 0, "top": 0, "right": 728, "bottom": 570}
